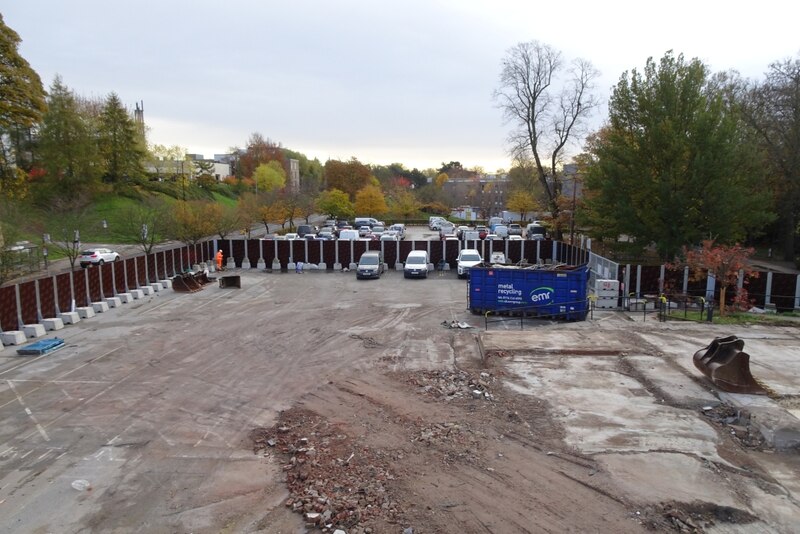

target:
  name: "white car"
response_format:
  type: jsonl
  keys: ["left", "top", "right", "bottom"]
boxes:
{"left": 404, "top": 250, "right": 429, "bottom": 279}
{"left": 456, "top": 249, "right": 482, "bottom": 278}
{"left": 508, "top": 235, "right": 524, "bottom": 241}
{"left": 284, "top": 233, "right": 300, "bottom": 240}
{"left": 490, "top": 252, "right": 506, "bottom": 264}
{"left": 78, "top": 248, "right": 121, "bottom": 267}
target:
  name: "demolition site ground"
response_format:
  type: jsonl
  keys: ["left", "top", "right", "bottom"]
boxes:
{"left": 0, "top": 269, "right": 799, "bottom": 533}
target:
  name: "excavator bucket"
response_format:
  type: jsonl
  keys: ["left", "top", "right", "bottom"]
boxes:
{"left": 693, "top": 335, "right": 767, "bottom": 395}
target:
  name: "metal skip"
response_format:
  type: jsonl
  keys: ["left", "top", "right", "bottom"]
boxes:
{"left": 693, "top": 336, "right": 767, "bottom": 395}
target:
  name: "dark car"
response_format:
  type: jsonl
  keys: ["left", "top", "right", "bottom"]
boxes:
{"left": 356, "top": 251, "right": 385, "bottom": 279}
{"left": 297, "top": 224, "right": 315, "bottom": 237}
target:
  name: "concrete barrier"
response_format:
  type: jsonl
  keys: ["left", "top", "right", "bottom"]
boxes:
{"left": 23, "top": 324, "right": 46, "bottom": 339}
{"left": 92, "top": 301, "right": 110, "bottom": 313}
{"left": 43, "top": 318, "right": 65, "bottom": 331}
{"left": 76, "top": 307, "right": 95, "bottom": 319}
{"left": 105, "top": 297, "right": 122, "bottom": 308}
{"left": 59, "top": 312, "right": 80, "bottom": 324}
{"left": 1, "top": 331, "right": 27, "bottom": 345}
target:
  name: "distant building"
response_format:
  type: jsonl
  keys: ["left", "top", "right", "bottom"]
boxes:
{"left": 442, "top": 173, "right": 510, "bottom": 219}
{"left": 289, "top": 159, "right": 300, "bottom": 190}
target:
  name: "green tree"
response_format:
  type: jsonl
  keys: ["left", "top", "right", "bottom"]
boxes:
{"left": 355, "top": 184, "right": 388, "bottom": 217}
{"left": 741, "top": 56, "right": 800, "bottom": 261}
{"left": 97, "top": 92, "right": 146, "bottom": 183}
{"left": 494, "top": 41, "right": 600, "bottom": 238}
{"left": 0, "top": 14, "right": 47, "bottom": 199}
{"left": 389, "top": 190, "right": 420, "bottom": 221}
{"left": 37, "top": 76, "right": 101, "bottom": 199}
{"left": 316, "top": 188, "right": 354, "bottom": 220}
{"left": 434, "top": 172, "right": 448, "bottom": 188}
{"left": 169, "top": 201, "right": 216, "bottom": 246}
{"left": 253, "top": 161, "right": 286, "bottom": 192}
{"left": 583, "top": 51, "right": 773, "bottom": 259}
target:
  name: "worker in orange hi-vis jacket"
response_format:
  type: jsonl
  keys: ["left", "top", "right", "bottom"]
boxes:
{"left": 216, "top": 250, "right": 224, "bottom": 270}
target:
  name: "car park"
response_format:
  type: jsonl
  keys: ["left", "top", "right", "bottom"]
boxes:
{"left": 404, "top": 250, "right": 429, "bottom": 278}
{"left": 356, "top": 250, "right": 385, "bottom": 279}
{"left": 456, "top": 249, "right": 483, "bottom": 278}
{"left": 78, "top": 248, "right": 121, "bottom": 267}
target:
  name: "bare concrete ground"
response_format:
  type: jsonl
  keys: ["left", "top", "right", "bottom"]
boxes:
{"left": 0, "top": 269, "right": 797, "bottom": 533}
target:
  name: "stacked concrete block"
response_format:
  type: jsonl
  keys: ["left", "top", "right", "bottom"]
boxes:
{"left": 595, "top": 279, "right": 620, "bottom": 309}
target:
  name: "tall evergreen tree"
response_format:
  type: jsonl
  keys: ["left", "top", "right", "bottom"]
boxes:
{"left": 97, "top": 92, "right": 145, "bottom": 183}
{"left": 582, "top": 51, "right": 773, "bottom": 259}
{"left": 0, "top": 14, "right": 47, "bottom": 198}
{"left": 38, "top": 76, "right": 100, "bottom": 199}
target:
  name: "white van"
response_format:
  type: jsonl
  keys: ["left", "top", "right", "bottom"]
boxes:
{"left": 338, "top": 229, "right": 359, "bottom": 240}
{"left": 404, "top": 250, "right": 429, "bottom": 279}
{"left": 388, "top": 224, "right": 406, "bottom": 239}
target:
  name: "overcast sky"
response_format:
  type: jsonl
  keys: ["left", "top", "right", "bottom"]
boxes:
{"left": 5, "top": 1, "right": 799, "bottom": 172}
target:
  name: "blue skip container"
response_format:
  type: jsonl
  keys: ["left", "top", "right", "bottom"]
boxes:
{"left": 468, "top": 264, "right": 589, "bottom": 320}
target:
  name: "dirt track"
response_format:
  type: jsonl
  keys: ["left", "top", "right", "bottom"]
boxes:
{"left": 0, "top": 269, "right": 798, "bottom": 533}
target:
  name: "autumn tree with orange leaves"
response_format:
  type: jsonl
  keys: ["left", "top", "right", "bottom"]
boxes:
{"left": 678, "top": 240, "right": 758, "bottom": 316}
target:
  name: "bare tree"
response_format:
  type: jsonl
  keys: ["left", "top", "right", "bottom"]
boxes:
{"left": 119, "top": 196, "right": 170, "bottom": 254}
{"left": 49, "top": 195, "right": 91, "bottom": 270}
{"left": 494, "top": 41, "right": 599, "bottom": 238}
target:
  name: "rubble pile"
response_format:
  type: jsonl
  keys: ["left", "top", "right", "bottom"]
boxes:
{"left": 701, "top": 404, "right": 769, "bottom": 450}
{"left": 251, "top": 409, "right": 403, "bottom": 533}
{"left": 404, "top": 369, "right": 498, "bottom": 402}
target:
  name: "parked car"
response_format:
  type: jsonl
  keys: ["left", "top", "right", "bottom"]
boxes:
{"left": 494, "top": 225, "right": 509, "bottom": 238}
{"left": 358, "top": 225, "right": 372, "bottom": 237}
{"left": 508, "top": 235, "right": 523, "bottom": 241}
{"left": 318, "top": 229, "right": 334, "bottom": 240}
{"left": 490, "top": 251, "right": 506, "bottom": 263}
{"left": 508, "top": 223, "right": 523, "bottom": 236}
{"left": 526, "top": 223, "right": 547, "bottom": 239}
{"left": 476, "top": 225, "right": 488, "bottom": 239}
{"left": 488, "top": 216, "right": 504, "bottom": 231}
{"left": 356, "top": 251, "right": 385, "bottom": 279}
{"left": 371, "top": 225, "right": 385, "bottom": 238}
{"left": 284, "top": 233, "right": 300, "bottom": 240}
{"left": 462, "top": 230, "right": 480, "bottom": 241}
{"left": 457, "top": 249, "right": 483, "bottom": 278}
{"left": 297, "top": 224, "right": 315, "bottom": 237}
{"left": 404, "top": 250, "right": 429, "bottom": 279}
{"left": 380, "top": 232, "right": 399, "bottom": 241}
{"left": 428, "top": 216, "right": 447, "bottom": 230}
{"left": 485, "top": 233, "right": 500, "bottom": 240}
{"left": 338, "top": 229, "right": 359, "bottom": 240}
{"left": 79, "top": 248, "right": 121, "bottom": 267}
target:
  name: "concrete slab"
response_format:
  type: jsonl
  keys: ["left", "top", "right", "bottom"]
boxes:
{"left": 626, "top": 354, "right": 718, "bottom": 407}
{"left": 76, "top": 306, "right": 95, "bottom": 319}
{"left": 42, "top": 318, "right": 65, "bottom": 331}
{"left": 504, "top": 353, "right": 723, "bottom": 461}
{"left": 1, "top": 331, "right": 26, "bottom": 345}
{"left": 105, "top": 297, "right": 122, "bottom": 308}
{"left": 92, "top": 301, "right": 109, "bottom": 313}
{"left": 22, "top": 324, "right": 46, "bottom": 339}
{"left": 118, "top": 293, "right": 133, "bottom": 303}
{"left": 59, "top": 311, "right": 80, "bottom": 324}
